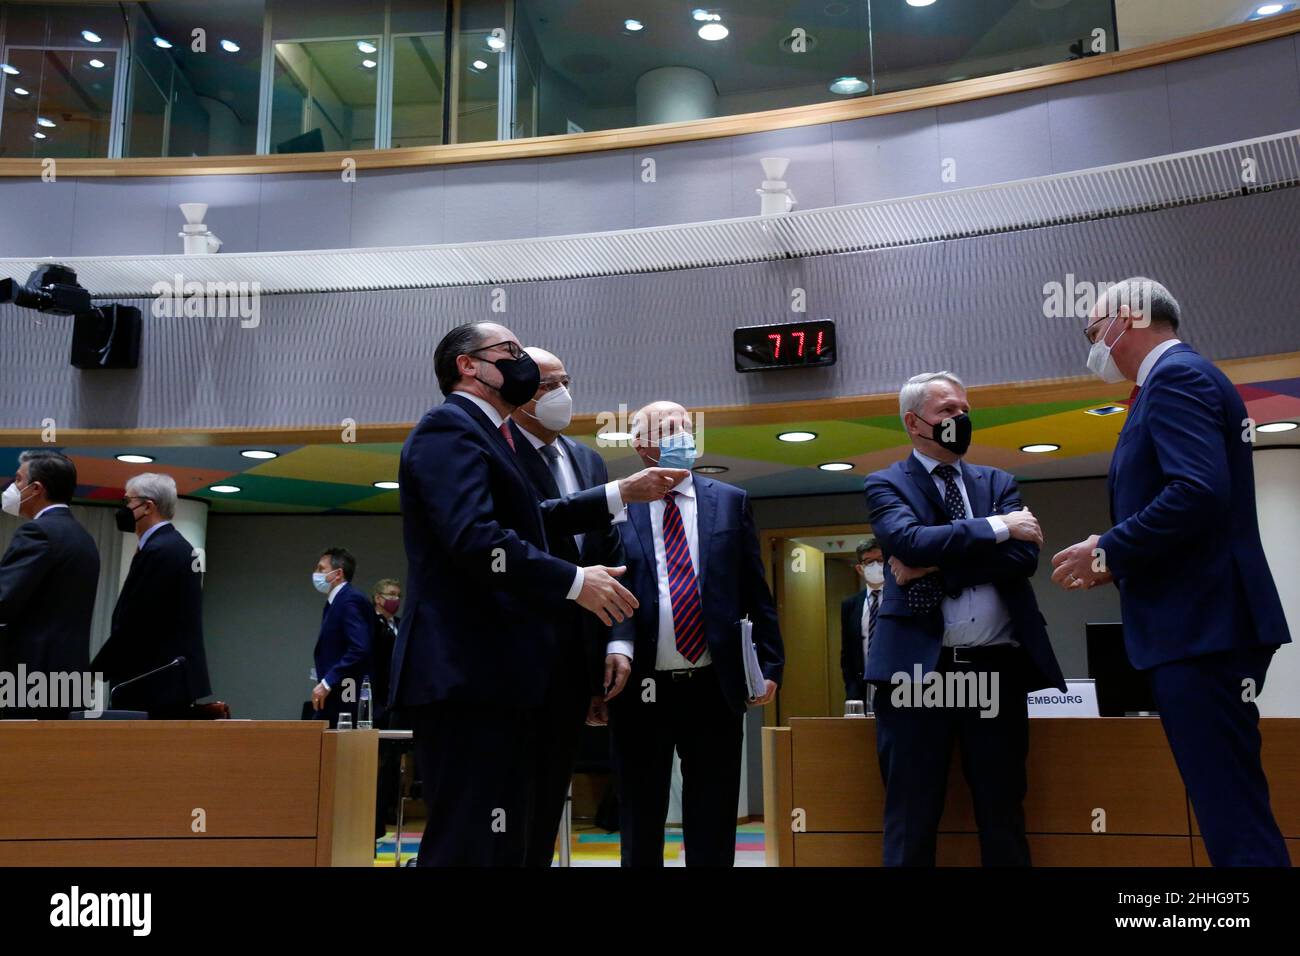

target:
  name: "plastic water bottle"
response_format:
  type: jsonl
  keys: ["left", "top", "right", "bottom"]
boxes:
{"left": 357, "top": 676, "right": 373, "bottom": 729}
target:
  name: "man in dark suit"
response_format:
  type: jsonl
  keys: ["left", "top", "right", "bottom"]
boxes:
{"left": 1052, "top": 278, "right": 1291, "bottom": 867}
{"left": 0, "top": 450, "right": 99, "bottom": 718}
{"left": 391, "top": 322, "right": 684, "bottom": 867}
{"left": 840, "top": 536, "right": 883, "bottom": 709}
{"left": 607, "top": 401, "right": 784, "bottom": 867}
{"left": 865, "top": 372, "right": 1065, "bottom": 867}
{"left": 370, "top": 577, "right": 403, "bottom": 840}
{"left": 508, "top": 346, "right": 630, "bottom": 866}
{"left": 92, "top": 472, "right": 210, "bottom": 716}
{"left": 309, "top": 547, "right": 374, "bottom": 729}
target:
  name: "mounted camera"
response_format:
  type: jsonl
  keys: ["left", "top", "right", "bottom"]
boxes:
{"left": 0, "top": 263, "right": 141, "bottom": 369}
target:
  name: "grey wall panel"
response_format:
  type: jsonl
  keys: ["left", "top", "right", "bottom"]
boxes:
{"left": 0, "top": 176, "right": 77, "bottom": 259}
{"left": 3, "top": 182, "right": 1299, "bottom": 432}
{"left": 830, "top": 108, "right": 942, "bottom": 204}
{"left": 70, "top": 177, "right": 172, "bottom": 256}
{"left": 165, "top": 175, "right": 263, "bottom": 254}
{"left": 728, "top": 123, "right": 837, "bottom": 214}
{"left": 442, "top": 158, "right": 539, "bottom": 242}
{"left": 256, "top": 173, "right": 355, "bottom": 251}
{"left": 349, "top": 166, "right": 445, "bottom": 248}
{"left": 537, "top": 149, "right": 635, "bottom": 235}
{"left": 633, "top": 137, "right": 735, "bottom": 227}
{"left": 1165, "top": 36, "right": 1300, "bottom": 151}
{"left": 1047, "top": 65, "right": 1174, "bottom": 172}
{"left": 937, "top": 87, "right": 1055, "bottom": 189}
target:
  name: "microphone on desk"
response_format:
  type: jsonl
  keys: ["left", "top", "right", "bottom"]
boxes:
{"left": 109, "top": 656, "right": 190, "bottom": 712}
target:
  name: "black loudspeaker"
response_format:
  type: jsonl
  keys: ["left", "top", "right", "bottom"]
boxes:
{"left": 70, "top": 304, "right": 142, "bottom": 369}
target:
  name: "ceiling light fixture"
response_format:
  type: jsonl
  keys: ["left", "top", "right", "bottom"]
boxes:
{"left": 81, "top": 30, "right": 103, "bottom": 43}
{"left": 12, "top": 87, "right": 29, "bottom": 96}
{"left": 116, "top": 454, "right": 155, "bottom": 464}
{"left": 470, "top": 59, "right": 488, "bottom": 71}
{"left": 1257, "top": 421, "right": 1298, "bottom": 433}
{"left": 153, "top": 37, "right": 173, "bottom": 49}
{"left": 373, "top": 480, "right": 400, "bottom": 490}
{"left": 906, "top": 0, "right": 938, "bottom": 7}
{"left": 624, "top": 18, "right": 644, "bottom": 32}
{"left": 692, "top": 464, "right": 729, "bottom": 474}
{"left": 1255, "top": 3, "right": 1285, "bottom": 16}
{"left": 778, "top": 431, "right": 817, "bottom": 443}
{"left": 209, "top": 485, "right": 241, "bottom": 494}
{"left": 32, "top": 132, "right": 47, "bottom": 140}
{"left": 357, "top": 40, "right": 378, "bottom": 54}
{"left": 829, "top": 76, "right": 868, "bottom": 95}
{"left": 88, "top": 58, "right": 106, "bottom": 69}
{"left": 819, "top": 462, "right": 853, "bottom": 471}
{"left": 599, "top": 431, "right": 634, "bottom": 443}
{"left": 361, "top": 59, "right": 377, "bottom": 69}
{"left": 1, "top": 64, "right": 18, "bottom": 76}
{"left": 220, "top": 39, "right": 240, "bottom": 53}
{"left": 36, "top": 117, "right": 56, "bottom": 128}
{"left": 486, "top": 34, "right": 506, "bottom": 51}
{"left": 240, "top": 449, "right": 278, "bottom": 460}
{"left": 698, "top": 22, "right": 729, "bottom": 41}
{"left": 1020, "top": 443, "right": 1060, "bottom": 454}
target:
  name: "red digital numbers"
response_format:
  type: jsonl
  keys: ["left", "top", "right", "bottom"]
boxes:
{"left": 768, "top": 327, "right": 825, "bottom": 360}
{"left": 768, "top": 333, "right": 782, "bottom": 358}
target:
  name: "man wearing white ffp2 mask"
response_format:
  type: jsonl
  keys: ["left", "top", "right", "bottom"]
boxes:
{"left": 841, "top": 536, "right": 884, "bottom": 709}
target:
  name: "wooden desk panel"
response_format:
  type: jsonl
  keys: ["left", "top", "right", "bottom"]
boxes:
{"left": 0, "top": 839, "right": 317, "bottom": 866}
{"left": 793, "top": 833, "right": 1194, "bottom": 867}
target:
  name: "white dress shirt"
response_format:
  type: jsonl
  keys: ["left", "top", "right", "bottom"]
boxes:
{"left": 318, "top": 579, "right": 348, "bottom": 690}
{"left": 454, "top": 389, "right": 624, "bottom": 601}
{"left": 1135, "top": 338, "right": 1182, "bottom": 387}
{"left": 606, "top": 473, "right": 710, "bottom": 670}
{"left": 910, "top": 450, "right": 1016, "bottom": 648}
{"left": 34, "top": 503, "right": 69, "bottom": 519}
{"left": 137, "top": 519, "right": 172, "bottom": 550}
{"left": 517, "top": 427, "right": 627, "bottom": 555}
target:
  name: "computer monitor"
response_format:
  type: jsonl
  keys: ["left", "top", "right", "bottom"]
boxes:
{"left": 1085, "top": 622, "right": 1157, "bottom": 716}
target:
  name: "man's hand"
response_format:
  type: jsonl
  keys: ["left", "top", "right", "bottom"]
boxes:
{"left": 585, "top": 696, "right": 609, "bottom": 726}
{"left": 889, "top": 556, "right": 936, "bottom": 586}
{"left": 604, "top": 652, "right": 631, "bottom": 701}
{"left": 617, "top": 467, "right": 691, "bottom": 504}
{"left": 751, "top": 679, "right": 778, "bottom": 706}
{"left": 1050, "top": 534, "right": 1110, "bottom": 590}
{"left": 577, "top": 565, "right": 639, "bottom": 625}
{"left": 311, "top": 681, "right": 330, "bottom": 711}
{"left": 1002, "top": 508, "right": 1043, "bottom": 545}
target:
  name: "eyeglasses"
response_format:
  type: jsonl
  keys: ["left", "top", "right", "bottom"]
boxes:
{"left": 537, "top": 377, "right": 571, "bottom": 393}
{"left": 122, "top": 496, "right": 154, "bottom": 507}
{"left": 1084, "top": 314, "right": 1117, "bottom": 345}
{"left": 470, "top": 340, "right": 524, "bottom": 360}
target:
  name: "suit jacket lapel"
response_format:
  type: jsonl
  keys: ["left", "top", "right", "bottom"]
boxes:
{"left": 904, "top": 454, "right": 947, "bottom": 518}
{"left": 559, "top": 435, "right": 590, "bottom": 488}
{"left": 963, "top": 463, "right": 991, "bottom": 518}
{"left": 446, "top": 393, "right": 535, "bottom": 488}
{"left": 512, "top": 423, "right": 562, "bottom": 499}
{"left": 693, "top": 477, "right": 714, "bottom": 589}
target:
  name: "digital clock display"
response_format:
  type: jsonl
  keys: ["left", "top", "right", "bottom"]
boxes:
{"left": 733, "top": 320, "right": 836, "bottom": 373}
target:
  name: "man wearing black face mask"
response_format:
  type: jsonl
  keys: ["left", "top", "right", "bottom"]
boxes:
{"left": 391, "top": 321, "right": 652, "bottom": 867}
{"left": 863, "top": 371, "right": 1065, "bottom": 867}
{"left": 94, "top": 472, "right": 210, "bottom": 716}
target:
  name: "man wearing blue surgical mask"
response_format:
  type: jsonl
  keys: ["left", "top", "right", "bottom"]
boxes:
{"left": 604, "top": 401, "right": 784, "bottom": 867}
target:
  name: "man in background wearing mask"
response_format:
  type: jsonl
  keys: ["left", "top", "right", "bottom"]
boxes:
{"left": 0, "top": 450, "right": 98, "bottom": 718}
{"left": 310, "top": 547, "right": 374, "bottom": 729}
{"left": 1051, "top": 279, "right": 1290, "bottom": 866}
{"left": 840, "top": 536, "right": 884, "bottom": 710}
{"left": 93, "top": 473, "right": 210, "bottom": 716}
{"left": 864, "top": 372, "right": 1064, "bottom": 866}
{"left": 370, "top": 578, "right": 403, "bottom": 842}
{"left": 509, "top": 347, "right": 691, "bottom": 865}
{"left": 391, "top": 322, "right": 677, "bottom": 866}
{"left": 605, "top": 401, "right": 783, "bottom": 866}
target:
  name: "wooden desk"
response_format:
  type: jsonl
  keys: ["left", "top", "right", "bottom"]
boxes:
{"left": 762, "top": 717, "right": 1300, "bottom": 866}
{"left": 0, "top": 721, "right": 377, "bottom": 866}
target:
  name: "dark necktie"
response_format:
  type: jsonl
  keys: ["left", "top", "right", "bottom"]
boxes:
{"left": 865, "top": 590, "right": 879, "bottom": 709}
{"left": 905, "top": 463, "right": 965, "bottom": 614}
{"left": 538, "top": 442, "right": 565, "bottom": 493}
{"left": 498, "top": 421, "right": 516, "bottom": 452}
{"left": 662, "top": 492, "right": 705, "bottom": 663}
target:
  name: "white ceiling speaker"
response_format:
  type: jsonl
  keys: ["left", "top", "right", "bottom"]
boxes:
{"left": 178, "top": 203, "right": 222, "bottom": 254}
{"left": 757, "top": 157, "right": 795, "bottom": 215}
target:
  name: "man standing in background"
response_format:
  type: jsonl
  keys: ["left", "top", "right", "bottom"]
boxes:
{"left": 840, "top": 537, "right": 884, "bottom": 710}
{"left": 310, "top": 547, "right": 374, "bottom": 729}
{"left": 371, "top": 577, "right": 403, "bottom": 842}
{"left": 94, "top": 472, "right": 210, "bottom": 716}
{"left": 1052, "top": 278, "right": 1290, "bottom": 867}
{"left": 0, "top": 450, "right": 99, "bottom": 718}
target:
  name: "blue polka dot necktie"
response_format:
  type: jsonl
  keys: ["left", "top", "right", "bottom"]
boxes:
{"left": 905, "top": 463, "right": 965, "bottom": 614}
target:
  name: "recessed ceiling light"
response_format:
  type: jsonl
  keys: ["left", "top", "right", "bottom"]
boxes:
{"left": 486, "top": 34, "right": 506, "bottom": 51}
{"left": 778, "top": 431, "right": 817, "bottom": 443}
{"left": 819, "top": 462, "right": 854, "bottom": 471}
{"left": 599, "top": 431, "right": 633, "bottom": 443}
{"left": 1255, "top": 3, "right": 1285, "bottom": 16}
{"left": 153, "top": 37, "right": 173, "bottom": 49}
{"left": 373, "top": 480, "right": 400, "bottom": 490}
{"left": 32, "top": 132, "right": 46, "bottom": 140}
{"left": 470, "top": 59, "right": 488, "bottom": 71}
{"left": 1258, "top": 421, "right": 1298, "bottom": 433}
{"left": 361, "top": 59, "right": 377, "bottom": 69}
{"left": 693, "top": 464, "right": 728, "bottom": 474}
{"left": 1, "top": 64, "right": 19, "bottom": 76}
{"left": 240, "top": 449, "right": 278, "bottom": 460}
{"left": 1085, "top": 404, "right": 1127, "bottom": 417}
{"left": 116, "top": 454, "right": 154, "bottom": 464}
{"left": 88, "top": 58, "right": 106, "bottom": 69}
{"left": 209, "top": 485, "right": 241, "bottom": 494}
{"left": 829, "top": 76, "right": 868, "bottom": 95}
{"left": 81, "top": 30, "right": 103, "bottom": 43}
{"left": 906, "top": 0, "right": 937, "bottom": 6}
{"left": 692, "top": 8, "right": 721, "bottom": 20}
{"left": 624, "top": 18, "right": 644, "bottom": 31}
{"left": 220, "top": 39, "right": 240, "bottom": 53}
{"left": 1020, "top": 443, "right": 1060, "bottom": 454}
{"left": 12, "top": 87, "right": 29, "bottom": 96}
{"left": 698, "top": 23, "right": 729, "bottom": 41}
{"left": 36, "top": 117, "right": 56, "bottom": 128}
{"left": 356, "top": 40, "right": 378, "bottom": 54}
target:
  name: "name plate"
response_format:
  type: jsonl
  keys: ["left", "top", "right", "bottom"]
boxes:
{"left": 1027, "top": 679, "right": 1099, "bottom": 717}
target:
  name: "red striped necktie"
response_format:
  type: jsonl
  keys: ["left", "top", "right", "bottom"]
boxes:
{"left": 661, "top": 491, "right": 705, "bottom": 663}
{"left": 498, "top": 421, "right": 516, "bottom": 452}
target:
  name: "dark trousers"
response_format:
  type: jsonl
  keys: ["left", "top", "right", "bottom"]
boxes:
{"left": 609, "top": 665, "right": 743, "bottom": 867}
{"left": 374, "top": 707, "right": 407, "bottom": 840}
{"left": 524, "top": 637, "right": 591, "bottom": 867}
{"left": 1147, "top": 646, "right": 1290, "bottom": 867}
{"left": 409, "top": 700, "right": 538, "bottom": 867}
{"left": 874, "top": 646, "right": 1031, "bottom": 867}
